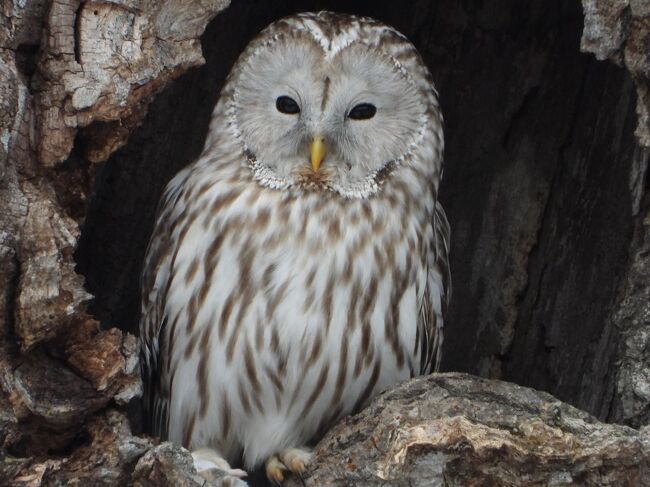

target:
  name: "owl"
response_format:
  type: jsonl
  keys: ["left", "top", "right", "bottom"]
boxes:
{"left": 140, "top": 11, "right": 450, "bottom": 485}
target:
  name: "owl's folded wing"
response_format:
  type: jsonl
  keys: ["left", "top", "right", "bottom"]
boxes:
{"left": 418, "top": 200, "right": 451, "bottom": 374}
{"left": 139, "top": 176, "right": 189, "bottom": 440}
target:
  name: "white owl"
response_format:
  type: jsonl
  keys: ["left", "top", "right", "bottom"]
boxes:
{"left": 140, "top": 11, "right": 450, "bottom": 485}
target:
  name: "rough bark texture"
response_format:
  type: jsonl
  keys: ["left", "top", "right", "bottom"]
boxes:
{"left": 6, "top": 409, "right": 224, "bottom": 487}
{"left": 582, "top": 0, "right": 650, "bottom": 146}
{"left": 10, "top": 375, "right": 649, "bottom": 487}
{"left": 580, "top": 0, "right": 650, "bottom": 428}
{"left": 286, "top": 373, "right": 650, "bottom": 487}
{"left": 1, "top": 0, "right": 650, "bottom": 486}
{"left": 0, "top": 0, "right": 229, "bottom": 484}
{"left": 607, "top": 198, "right": 650, "bottom": 427}
{"left": 36, "top": 0, "right": 230, "bottom": 166}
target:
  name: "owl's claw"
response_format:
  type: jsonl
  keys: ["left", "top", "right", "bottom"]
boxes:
{"left": 265, "top": 447, "right": 312, "bottom": 485}
{"left": 279, "top": 447, "right": 312, "bottom": 476}
{"left": 265, "top": 455, "right": 287, "bottom": 485}
{"left": 191, "top": 448, "right": 248, "bottom": 485}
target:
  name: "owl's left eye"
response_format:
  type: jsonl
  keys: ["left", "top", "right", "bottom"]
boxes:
{"left": 348, "top": 103, "right": 377, "bottom": 120}
{"left": 276, "top": 96, "right": 300, "bottom": 114}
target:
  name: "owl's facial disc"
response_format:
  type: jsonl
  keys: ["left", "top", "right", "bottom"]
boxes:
{"left": 231, "top": 35, "right": 426, "bottom": 195}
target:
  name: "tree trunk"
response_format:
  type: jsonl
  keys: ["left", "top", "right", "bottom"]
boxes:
{"left": 1, "top": 0, "right": 649, "bottom": 486}
{"left": 0, "top": 0, "right": 229, "bottom": 482}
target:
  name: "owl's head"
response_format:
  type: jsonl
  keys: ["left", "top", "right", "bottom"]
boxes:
{"left": 213, "top": 12, "right": 443, "bottom": 198}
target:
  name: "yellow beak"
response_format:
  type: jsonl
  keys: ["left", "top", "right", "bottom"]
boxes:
{"left": 309, "top": 136, "right": 326, "bottom": 172}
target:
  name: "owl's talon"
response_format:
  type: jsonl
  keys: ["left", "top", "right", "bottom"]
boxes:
{"left": 265, "top": 455, "right": 287, "bottom": 485}
{"left": 279, "top": 447, "right": 312, "bottom": 476}
{"left": 291, "top": 458, "right": 306, "bottom": 474}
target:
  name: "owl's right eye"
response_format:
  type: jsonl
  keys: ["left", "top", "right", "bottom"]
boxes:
{"left": 275, "top": 96, "right": 300, "bottom": 114}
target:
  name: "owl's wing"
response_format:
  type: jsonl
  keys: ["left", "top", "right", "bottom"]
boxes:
{"left": 418, "top": 200, "right": 452, "bottom": 374}
{"left": 140, "top": 177, "right": 187, "bottom": 439}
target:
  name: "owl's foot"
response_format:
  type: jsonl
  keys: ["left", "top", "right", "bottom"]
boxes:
{"left": 265, "top": 455, "right": 287, "bottom": 485}
{"left": 279, "top": 447, "right": 312, "bottom": 476}
{"left": 265, "top": 447, "right": 312, "bottom": 485}
{"left": 191, "top": 448, "right": 248, "bottom": 486}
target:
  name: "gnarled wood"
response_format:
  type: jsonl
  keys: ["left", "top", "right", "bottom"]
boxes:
{"left": 0, "top": 0, "right": 230, "bottom": 483}
{"left": 286, "top": 374, "right": 650, "bottom": 487}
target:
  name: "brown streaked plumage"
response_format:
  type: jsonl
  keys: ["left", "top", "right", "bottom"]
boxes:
{"left": 140, "top": 11, "right": 450, "bottom": 485}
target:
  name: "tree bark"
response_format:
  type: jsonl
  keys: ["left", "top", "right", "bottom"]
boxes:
{"left": 581, "top": 0, "right": 650, "bottom": 428}
{"left": 0, "top": 0, "right": 229, "bottom": 483}
{"left": 286, "top": 373, "right": 650, "bottom": 487}
{"left": 1, "top": 0, "right": 650, "bottom": 486}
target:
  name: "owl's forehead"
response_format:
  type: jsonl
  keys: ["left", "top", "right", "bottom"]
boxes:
{"left": 284, "top": 13, "right": 384, "bottom": 58}
{"left": 240, "top": 36, "right": 414, "bottom": 100}
{"left": 231, "top": 12, "right": 434, "bottom": 105}
{"left": 254, "top": 12, "right": 413, "bottom": 64}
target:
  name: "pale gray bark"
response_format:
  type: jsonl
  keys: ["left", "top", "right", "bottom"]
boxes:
{"left": 286, "top": 373, "right": 650, "bottom": 487}
{"left": 0, "top": 0, "right": 228, "bottom": 484}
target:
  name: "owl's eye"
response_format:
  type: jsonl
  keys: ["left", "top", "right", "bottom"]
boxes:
{"left": 276, "top": 96, "right": 300, "bottom": 114}
{"left": 348, "top": 103, "right": 377, "bottom": 120}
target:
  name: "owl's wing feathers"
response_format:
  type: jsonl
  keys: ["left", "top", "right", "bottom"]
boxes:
{"left": 141, "top": 308, "right": 170, "bottom": 439}
{"left": 140, "top": 177, "right": 188, "bottom": 440}
{"left": 140, "top": 236, "right": 172, "bottom": 440}
{"left": 419, "top": 200, "right": 452, "bottom": 374}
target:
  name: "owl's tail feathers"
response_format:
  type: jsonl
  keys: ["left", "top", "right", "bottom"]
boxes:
{"left": 191, "top": 448, "right": 248, "bottom": 486}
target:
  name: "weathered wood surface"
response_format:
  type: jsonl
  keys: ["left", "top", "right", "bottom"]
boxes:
{"left": 286, "top": 373, "right": 650, "bottom": 487}
{"left": 582, "top": 0, "right": 650, "bottom": 146}
{"left": 0, "top": 0, "right": 229, "bottom": 484}
{"left": 581, "top": 0, "right": 650, "bottom": 428}
{"left": 6, "top": 375, "right": 650, "bottom": 486}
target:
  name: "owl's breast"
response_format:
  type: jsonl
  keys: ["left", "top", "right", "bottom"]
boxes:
{"left": 165, "top": 177, "right": 429, "bottom": 467}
